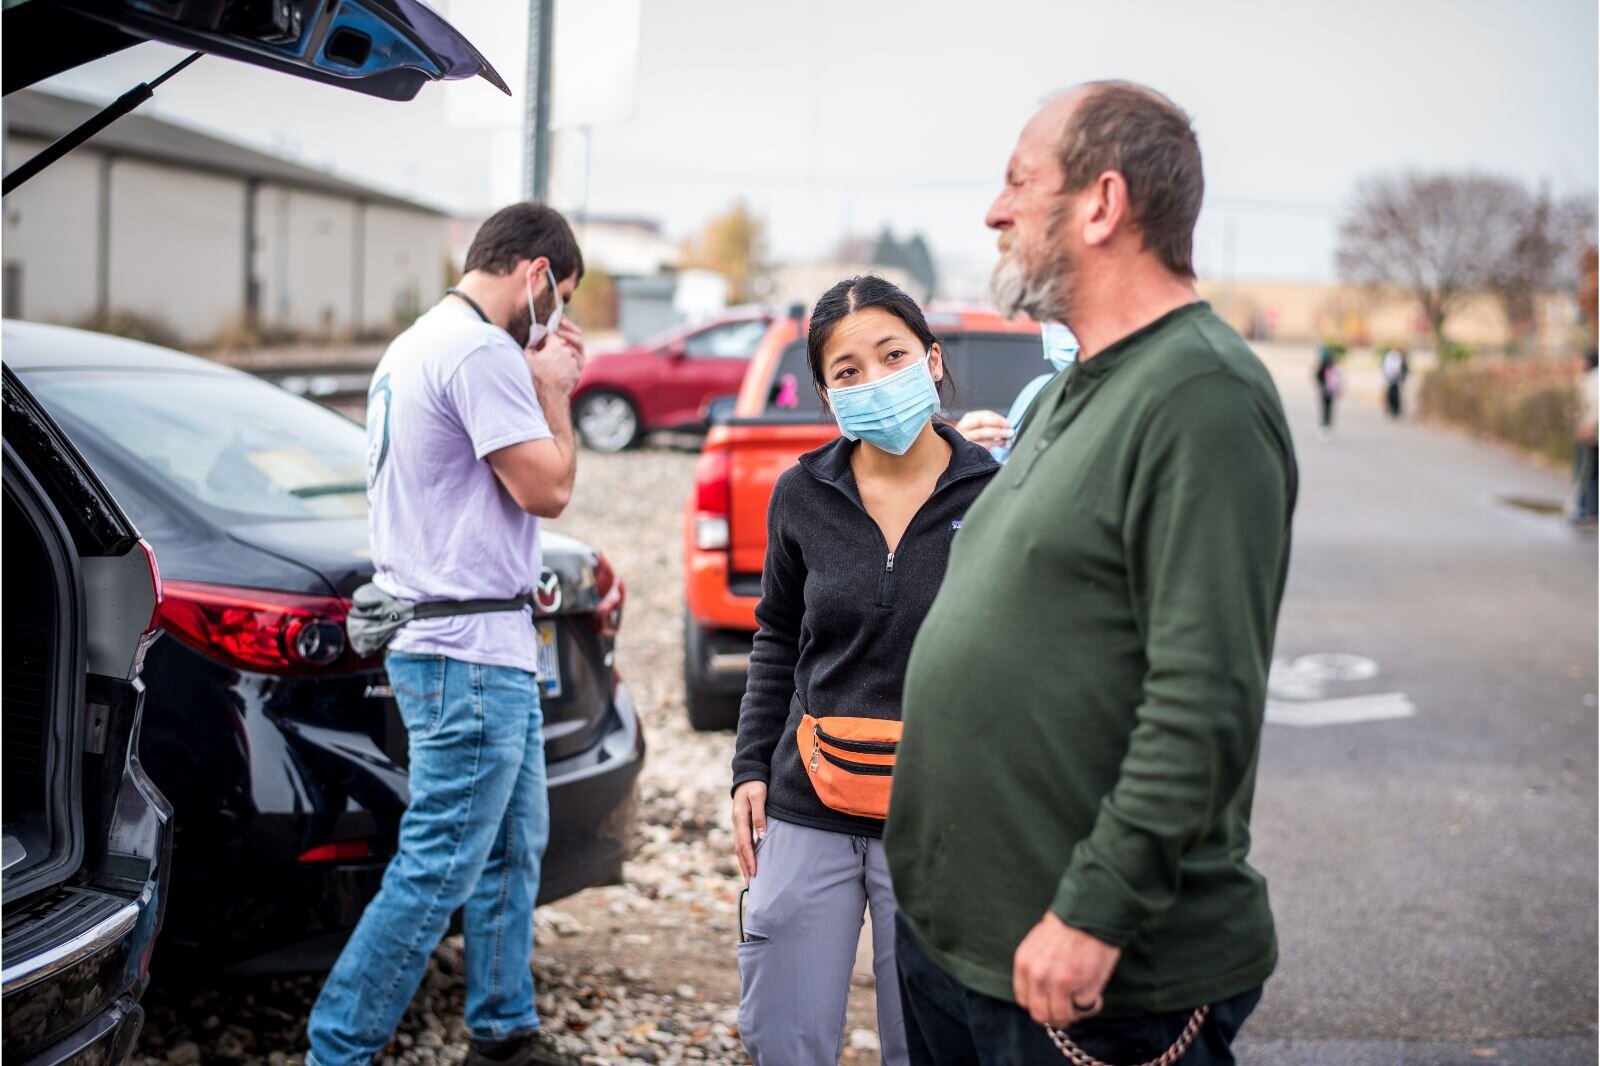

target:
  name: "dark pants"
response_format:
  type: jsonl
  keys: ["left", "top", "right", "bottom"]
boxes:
{"left": 1385, "top": 383, "right": 1403, "bottom": 418}
{"left": 895, "top": 912, "right": 1261, "bottom": 1066}
{"left": 1573, "top": 443, "right": 1599, "bottom": 521}
{"left": 1319, "top": 391, "right": 1335, "bottom": 428}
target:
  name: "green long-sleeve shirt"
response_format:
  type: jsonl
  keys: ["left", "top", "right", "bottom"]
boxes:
{"left": 884, "top": 302, "right": 1297, "bottom": 1016}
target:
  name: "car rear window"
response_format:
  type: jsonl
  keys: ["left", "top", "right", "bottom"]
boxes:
{"left": 24, "top": 368, "right": 369, "bottom": 521}
{"left": 941, "top": 333, "right": 1051, "bottom": 414}
{"left": 762, "top": 331, "right": 1047, "bottom": 419}
{"left": 766, "top": 340, "right": 829, "bottom": 418}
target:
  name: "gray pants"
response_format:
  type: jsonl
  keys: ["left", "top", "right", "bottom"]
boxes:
{"left": 738, "top": 818, "right": 908, "bottom": 1066}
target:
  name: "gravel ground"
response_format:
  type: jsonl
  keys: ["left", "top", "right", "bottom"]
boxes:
{"left": 133, "top": 443, "right": 887, "bottom": 1065}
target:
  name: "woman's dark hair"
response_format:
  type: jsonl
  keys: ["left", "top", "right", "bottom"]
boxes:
{"left": 464, "top": 202, "right": 585, "bottom": 283}
{"left": 806, "top": 275, "right": 954, "bottom": 412}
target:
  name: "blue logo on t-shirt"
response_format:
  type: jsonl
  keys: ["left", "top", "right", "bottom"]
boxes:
{"left": 367, "top": 373, "right": 392, "bottom": 485}
{"left": 950, "top": 519, "right": 963, "bottom": 530}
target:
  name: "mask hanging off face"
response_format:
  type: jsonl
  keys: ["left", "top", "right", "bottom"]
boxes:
{"left": 525, "top": 266, "right": 565, "bottom": 348}
{"left": 826, "top": 352, "right": 942, "bottom": 456}
{"left": 1041, "top": 321, "right": 1080, "bottom": 372}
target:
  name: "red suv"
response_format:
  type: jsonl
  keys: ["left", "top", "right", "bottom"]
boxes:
{"left": 572, "top": 311, "right": 775, "bottom": 451}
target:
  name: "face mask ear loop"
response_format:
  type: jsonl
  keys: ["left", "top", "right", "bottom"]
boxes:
{"left": 546, "top": 267, "right": 565, "bottom": 335}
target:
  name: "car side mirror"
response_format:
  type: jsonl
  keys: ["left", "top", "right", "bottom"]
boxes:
{"left": 665, "top": 341, "right": 688, "bottom": 360}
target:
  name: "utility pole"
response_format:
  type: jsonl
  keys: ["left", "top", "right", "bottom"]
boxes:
{"left": 523, "top": 0, "right": 554, "bottom": 202}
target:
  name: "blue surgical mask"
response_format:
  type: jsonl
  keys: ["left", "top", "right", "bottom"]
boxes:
{"left": 1042, "top": 321, "right": 1080, "bottom": 372}
{"left": 827, "top": 353, "right": 941, "bottom": 456}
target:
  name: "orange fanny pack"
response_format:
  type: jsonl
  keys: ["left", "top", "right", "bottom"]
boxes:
{"left": 797, "top": 714, "right": 902, "bottom": 820}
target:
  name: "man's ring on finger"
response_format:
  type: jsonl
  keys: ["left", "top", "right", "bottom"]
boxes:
{"left": 1071, "top": 994, "right": 1102, "bottom": 1014}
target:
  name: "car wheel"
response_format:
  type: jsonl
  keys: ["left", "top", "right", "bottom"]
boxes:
{"left": 683, "top": 613, "right": 744, "bottom": 731}
{"left": 575, "top": 391, "right": 642, "bottom": 452}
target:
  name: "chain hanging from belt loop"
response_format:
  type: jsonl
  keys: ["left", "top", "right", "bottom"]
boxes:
{"left": 1045, "top": 1005, "right": 1209, "bottom": 1066}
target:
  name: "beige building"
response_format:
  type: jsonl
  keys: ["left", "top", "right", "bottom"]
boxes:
{"left": 1199, "top": 277, "right": 1582, "bottom": 355}
{"left": 3, "top": 90, "right": 449, "bottom": 347}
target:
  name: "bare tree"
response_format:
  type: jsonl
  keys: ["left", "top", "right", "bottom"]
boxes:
{"left": 1336, "top": 172, "right": 1525, "bottom": 352}
{"left": 1483, "top": 187, "right": 1597, "bottom": 352}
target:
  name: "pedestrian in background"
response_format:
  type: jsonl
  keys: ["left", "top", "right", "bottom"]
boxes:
{"left": 885, "top": 81, "right": 1297, "bottom": 1065}
{"left": 1382, "top": 346, "right": 1409, "bottom": 419}
{"left": 730, "top": 275, "right": 998, "bottom": 1065}
{"left": 308, "top": 203, "right": 587, "bottom": 1066}
{"left": 1315, "top": 343, "right": 1342, "bottom": 439}
{"left": 1571, "top": 347, "right": 1598, "bottom": 525}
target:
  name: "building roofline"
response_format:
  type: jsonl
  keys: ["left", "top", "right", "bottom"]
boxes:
{"left": 4, "top": 89, "right": 448, "bottom": 216}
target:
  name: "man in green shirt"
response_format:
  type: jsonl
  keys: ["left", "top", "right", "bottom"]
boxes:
{"left": 885, "top": 81, "right": 1297, "bottom": 1064}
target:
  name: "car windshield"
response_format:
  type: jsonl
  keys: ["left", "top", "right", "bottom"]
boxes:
{"left": 24, "top": 368, "right": 369, "bottom": 521}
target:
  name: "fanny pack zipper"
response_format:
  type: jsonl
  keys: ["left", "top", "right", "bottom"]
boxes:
{"left": 815, "top": 724, "right": 898, "bottom": 755}
{"left": 815, "top": 747, "right": 894, "bottom": 776}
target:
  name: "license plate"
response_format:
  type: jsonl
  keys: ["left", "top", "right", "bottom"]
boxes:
{"left": 535, "top": 621, "right": 562, "bottom": 699}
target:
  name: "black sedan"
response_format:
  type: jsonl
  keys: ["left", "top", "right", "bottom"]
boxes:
{"left": 5, "top": 320, "right": 645, "bottom": 976}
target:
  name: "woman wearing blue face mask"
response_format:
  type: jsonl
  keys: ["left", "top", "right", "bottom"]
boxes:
{"left": 729, "top": 276, "right": 999, "bottom": 1065}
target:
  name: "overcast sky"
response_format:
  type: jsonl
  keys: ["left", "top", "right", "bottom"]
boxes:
{"left": 33, "top": 0, "right": 1599, "bottom": 290}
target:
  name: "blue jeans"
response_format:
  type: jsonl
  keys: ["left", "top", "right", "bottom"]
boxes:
{"left": 307, "top": 653, "right": 550, "bottom": 1066}
{"left": 895, "top": 912, "right": 1261, "bottom": 1065}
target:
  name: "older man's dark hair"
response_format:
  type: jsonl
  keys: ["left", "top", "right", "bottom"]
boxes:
{"left": 1058, "top": 81, "right": 1204, "bottom": 278}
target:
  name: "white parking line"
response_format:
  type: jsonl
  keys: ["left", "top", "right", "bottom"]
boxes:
{"left": 1266, "top": 691, "right": 1417, "bottom": 727}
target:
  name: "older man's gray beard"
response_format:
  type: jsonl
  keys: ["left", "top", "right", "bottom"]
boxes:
{"left": 990, "top": 209, "right": 1075, "bottom": 323}
{"left": 991, "top": 252, "right": 1073, "bottom": 323}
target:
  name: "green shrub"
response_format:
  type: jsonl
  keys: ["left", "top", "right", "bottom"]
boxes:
{"left": 1437, "top": 338, "right": 1474, "bottom": 364}
{"left": 1418, "top": 358, "right": 1580, "bottom": 466}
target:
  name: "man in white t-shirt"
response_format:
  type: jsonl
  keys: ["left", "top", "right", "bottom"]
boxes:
{"left": 309, "top": 204, "right": 586, "bottom": 1066}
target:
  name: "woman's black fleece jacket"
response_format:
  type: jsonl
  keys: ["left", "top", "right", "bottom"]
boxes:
{"left": 731, "top": 423, "right": 999, "bottom": 838}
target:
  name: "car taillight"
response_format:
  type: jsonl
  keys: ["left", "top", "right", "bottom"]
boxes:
{"left": 159, "top": 580, "right": 370, "bottom": 675}
{"left": 297, "top": 840, "right": 373, "bottom": 863}
{"left": 131, "top": 538, "right": 164, "bottom": 678}
{"left": 694, "top": 446, "right": 730, "bottom": 550}
{"left": 590, "top": 552, "right": 625, "bottom": 639}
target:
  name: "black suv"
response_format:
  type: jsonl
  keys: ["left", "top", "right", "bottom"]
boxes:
{"left": 2, "top": 366, "right": 170, "bottom": 1063}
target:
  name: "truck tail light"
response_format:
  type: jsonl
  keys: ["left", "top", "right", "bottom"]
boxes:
{"left": 159, "top": 580, "right": 374, "bottom": 675}
{"left": 694, "top": 446, "right": 731, "bottom": 551}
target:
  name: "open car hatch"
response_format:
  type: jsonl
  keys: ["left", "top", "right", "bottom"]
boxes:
{"left": 3, "top": 0, "right": 509, "bottom": 101}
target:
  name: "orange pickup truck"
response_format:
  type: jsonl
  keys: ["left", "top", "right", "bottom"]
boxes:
{"left": 681, "top": 305, "right": 1044, "bottom": 729}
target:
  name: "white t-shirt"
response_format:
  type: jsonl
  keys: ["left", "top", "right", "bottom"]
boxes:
{"left": 366, "top": 301, "right": 552, "bottom": 671}
{"left": 1382, "top": 350, "right": 1405, "bottom": 384}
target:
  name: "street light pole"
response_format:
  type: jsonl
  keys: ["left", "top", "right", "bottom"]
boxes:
{"left": 523, "top": 0, "right": 554, "bottom": 202}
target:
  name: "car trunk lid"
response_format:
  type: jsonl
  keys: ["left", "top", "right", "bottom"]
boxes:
{"left": 4, "top": 0, "right": 509, "bottom": 101}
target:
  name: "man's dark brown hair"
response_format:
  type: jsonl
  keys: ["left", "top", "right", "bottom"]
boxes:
{"left": 464, "top": 202, "right": 585, "bottom": 282}
{"left": 1057, "top": 81, "right": 1204, "bottom": 278}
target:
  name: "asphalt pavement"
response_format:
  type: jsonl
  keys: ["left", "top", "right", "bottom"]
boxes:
{"left": 1233, "top": 350, "right": 1598, "bottom": 1064}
